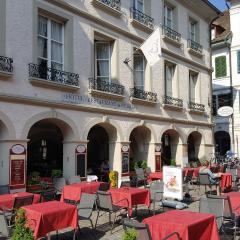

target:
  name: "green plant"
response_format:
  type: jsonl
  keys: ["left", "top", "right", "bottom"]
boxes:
{"left": 141, "top": 160, "right": 148, "bottom": 170}
{"left": 170, "top": 159, "right": 176, "bottom": 166}
{"left": 51, "top": 169, "right": 63, "bottom": 178}
{"left": 11, "top": 209, "right": 34, "bottom": 240}
{"left": 122, "top": 228, "right": 137, "bottom": 240}
{"left": 28, "top": 171, "right": 41, "bottom": 185}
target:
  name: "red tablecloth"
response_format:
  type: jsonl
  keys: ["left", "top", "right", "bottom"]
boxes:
{"left": 0, "top": 192, "right": 40, "bottom": 210}
{"left": 148, "top": 172, "right": 163, "bottom": 181}
{"left": 220, "top": 173, "right": 232, "bottom": 191}
{"left": 109, "top": 187, "right": 150, "bottom": 216}
{"left": 224, "top": 192, "right": 240, "bottom": 214}
{"left": 22, "top": 201, "right": 77, "bottom": 239}
{"left": 143, "top": 210, "right": 220, "bottom": 240}
{"left": 60, "top": 181, "right": 102, "bottom": 202}
{"left": 183, "top": 167, "right": 200, "bottom": 178}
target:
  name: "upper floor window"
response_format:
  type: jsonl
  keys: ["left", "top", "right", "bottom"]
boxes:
{"left": 189, "top": 21, "right": 197, "bottom": 41}
{"left": 189, "top": 71, "right": 198, "bottom": 103}
{"left": 135, "top": 0, "right": 144, "bottom": 12}
{"left": 133, "top": 51, "right": 146, "bottom": 90}
{"left": 237, "top": 51, "right": 240, "bottom": 74}
{"left": 95, "top": 41, "right": 111, "bottom": 83}
{"left": 38, "top": 15, "right": 64, "bottom": 70}
{"left": 164, "top": 4, "right": 173, "bottom": 29}
{"left": 215, "top": 56, "right": 227, "bottom": 78}
{"left": 165, "top": 62, "right": 176, "bottom": 97}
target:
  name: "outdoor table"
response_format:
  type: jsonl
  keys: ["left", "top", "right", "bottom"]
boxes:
{"left": 148, "top": 172, "right": 163, "bottom": 181}
{"left": 0, "top": 192, "right": 40, "bottom": 210}
{"left": 60, "top": 181, "right": 103, "bottom": 202}
{"left": 224, "top": 192, "right": 240, "bottom": 214}
{"left": 22, "top": 201, "right": 77, "bottom": 239}
{"left": 109, "top": 187, "right": 150, "bottom": 216}
{"left": 142, "top": 210, "right": 220, "bottom": 240}
{"left": 183, "top": 167, "right": 200, "bottom": 178}
{"left": 220, "top": 173, "right": 232, "bottom": 192}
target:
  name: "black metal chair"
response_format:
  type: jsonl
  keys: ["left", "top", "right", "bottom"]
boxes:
{"left": 95, "top": 191, "right": 128, "bottom": 233}
{"left": 53, "top": 177, "right": 66, "bottom": 197}
{"left": 0, "top": 185, "right": 10, "bottom": 195}
{"left": 0, "top": 211, "right": 13, "bottom": 237}
{"left": 149, "top": 181, "right": 164, "bottom": 215}
{"left": 226, "top": 168, "right": 239, "bottom": 190}
{"left": 198, "top": 172, "right": 219, "bottom": 195}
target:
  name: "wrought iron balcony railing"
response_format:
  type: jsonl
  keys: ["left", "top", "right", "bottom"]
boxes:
{"left": 130, "top": 87, "right": 157, "bottom": 102}
{"left": 188, "top": 101, "right": 205, "bottom": 112}
{"left": 28, "top": 63, "right": 79, "bottom": 87}
{"left": 163, "top": 95, "right": 183, "bottom": 108}
{"left": 162, "top": 25, "right": 181, "bottom": 43}
{"left": 188, "top": 39, "right": 203, "bottom": 55}
{"left": 130, "top": 8, "right": 154, "bottom": 29}
{"left": 89, "top": 78, "right": 124, "bottom": 95}
{"left": 0, "top": 56, "right": 13, "bottom": 73}
{"left": 96, "top": 0, "right": 121, "bottom": 11}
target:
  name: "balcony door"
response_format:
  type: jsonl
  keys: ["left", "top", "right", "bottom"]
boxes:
{"left": 135, "top": 0, "right": 144, "bottom": 12}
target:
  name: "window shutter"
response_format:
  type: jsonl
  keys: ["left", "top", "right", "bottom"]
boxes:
{"left": 215, "top": 56, "right": 226, "bottom": 78}
{"left": 237, "top": 51, "right": 240, "bottom": 73}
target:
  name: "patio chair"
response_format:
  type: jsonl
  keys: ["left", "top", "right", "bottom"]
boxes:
{"left": 135, "top": 168, "right": 147, "bottom": 187}
{"left": 0, "top": 212, "right": 13, "bottom": 237}
{"left": 41, "top": 189, "right": 56, "bottom": 202}
{"left": 122, "top": 218, "right": 152, "bottom": 240}
{"left": 68, "top": 175, "right": 81, "bottom": 185}
{"left": 226, "top": 168, "right": 239, "bottom": 190}
{"left": 98, "top": 182, "right": 110, "bottom": 191}
{"left": 53, "top": 177, "right": 66, "bottom": 196}
{"left": 183, "top": 170, "right": 194, "bottom": 194}
{"left": 95, "top": 191, "right": 128, "bottom": 233}
{"left": 77, "top": 193, "right": 96, "bottom": 230}
{"left": 149, "top": 181, "right": 164, "bottom": 215}
{"left": 198, "top": 172, "right": 219, "bottom": 195}
{"left": 0, "top": 185, "right": 10, "bottom": 195}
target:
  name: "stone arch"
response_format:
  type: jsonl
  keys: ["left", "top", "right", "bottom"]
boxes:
{"left": 186, "top": 128, "right": 205, "bottom": 145}
{"left": 0, "top": 110, "right": 16, "bottom": 139}
{"left": 20, "top": 111, "right": 79, "bottom": 141}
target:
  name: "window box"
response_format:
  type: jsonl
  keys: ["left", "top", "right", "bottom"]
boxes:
{"left": 188, "top": 102, "right": 205, "bottom": 114}
{"left": 187, "top": 39, "right": 203, "bottom": 57}
{"left": 130, "top": 87, "right": 157, "bottom": 105}
{"left": 28, "top": 63, "right": 80, "bottom": 91}
{"left": 163, "top": 95, "right": 183, "bottom": 110}
{"left": 130, "top": 8, "right": 154, "bottom": 32}
{"left": 88, "top": 78, "right": 125, "bottom": 100}
{"left": 91, "top": 0, "right": 122, "bottom": 16}
{"left": 162, "top": 25, "right": 181, "bottom": 47}
{"left": 0, "top": 56, "right": 13, "bottom": 77}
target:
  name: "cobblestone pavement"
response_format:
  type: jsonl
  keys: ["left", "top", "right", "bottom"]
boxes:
{"left": 0, "top": 185, "right": 237, "bottom": 240}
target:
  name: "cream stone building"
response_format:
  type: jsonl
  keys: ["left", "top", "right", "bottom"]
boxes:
{"left": 0, "top": 0, "right": 220, "bottom": 188}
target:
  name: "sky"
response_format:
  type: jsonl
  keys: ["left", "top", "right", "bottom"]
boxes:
{"left": 209, "top": 0, "right": 228, "bottom": 11}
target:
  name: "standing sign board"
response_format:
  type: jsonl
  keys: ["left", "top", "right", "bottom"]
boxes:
{"left": 76, "top": 144, "right": 87, "bottom": 178}
{"left": 9, "top": 144, "right": 26, "bottom": 190}
{"left": 121, "top": 145, "right": 130, "bottom": 174}
{"left": 163, "top": 166, "right": 183, "bottom": 200}
{"left": 155, "top": 145, "right": 161, "bottom": 171}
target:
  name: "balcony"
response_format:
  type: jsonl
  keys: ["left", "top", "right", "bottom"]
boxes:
{"left": 91, "top": 0, "right": 122, "bottom": 16}
{"left": 0, "top": 56, "right": 13, "bottom": 77}
{"left": 130, "top": 8, "right": 154, "bottom": 32}
{"left": 188, "top": 101, "right": 205, "bottom": 114}
{"left": 88, "top": 78, "right": 125, "bottom": 100}
{"left": 162, "top": 25, "right": 181, "bottom": 46}
{"left": 130, "top": 87, "right": 157, "bottom": 105}
{"left": 187, "top": 39, "right": 203, "bottom": 57}
{"left": 163, "top": 95, "right": 183, "bottom": 110}
{"left": 28, "top": 63, "right": 79, "bottom": 91}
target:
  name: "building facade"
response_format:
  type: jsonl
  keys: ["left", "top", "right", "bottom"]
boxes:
{"left": 0, "top": 0, "right": 219, "bottom": 188}
{"left": 212, "top": 0, "right": 240, "bottom": 157}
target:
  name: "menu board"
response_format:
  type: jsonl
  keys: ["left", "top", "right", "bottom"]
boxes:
{"left": 10, "top": 159, "right": 25, "bottom": 186}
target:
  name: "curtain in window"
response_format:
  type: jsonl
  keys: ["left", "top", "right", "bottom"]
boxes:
{"left": 164, "top": 6, "right": 172, "bottom": 28}
{"left": 189, "top": 73, "right": 197, "bottom": 102}
{"left": 38, "top": 16, "right": 47, "bottom": 59}
{"left": 165, "top": 65, "right": 174, "bottom": 96}
{"left": 133, "top": 55, "right": 144, "bottom": 90}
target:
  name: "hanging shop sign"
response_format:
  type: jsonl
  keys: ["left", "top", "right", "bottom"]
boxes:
{"left": 9, "top": 144, "right": 26, "bottom": 190}
{"left": 155, "top": 144, "right": 161, "bottom": 171}
{"left": 121, "top": 145, "right": 130, "bottom": 174}
{"left": 217, "top": 106, "right": 233, "bottom": 117}
{"left": 76, "top": 144, "right": 87, "bottom": 178}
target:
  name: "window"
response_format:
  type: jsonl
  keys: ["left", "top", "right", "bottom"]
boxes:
{"left": 215, "top": 56, "right": 227, "bottom": 78}
{"left": 135, "top": 0, "right": 144, "bottom": 12}
{"left": 38, "top": 15, "right": 64, "bottom": 70}
{"left": 189, "top": 21, "right": 197, "bottom": 41}
{"left": 237, "top": 51, "right": 240, "bottom": 74}
{"left": 189, "top": 71, "right": 198, "bottom": 103}
{"left": 133, "top": 52, "right": 145, "bottom": 90}
{"left": 164, "top": 4, "right": 173, "bottom": 29}
{"left": 165, "top": 62, "right": 176, "bottom": 96}
{"left": 95, "top": 42, "right": 111, "bottom": 83}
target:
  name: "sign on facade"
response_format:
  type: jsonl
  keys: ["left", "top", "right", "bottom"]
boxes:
{"left": 217, "top": 106, "right": 233, "bottom": 117}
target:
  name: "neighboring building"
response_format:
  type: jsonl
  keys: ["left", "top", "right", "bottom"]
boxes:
{"left": 0, "top": 0, "right": 219, "bottom": 189}
{"left": 212, "top": 0, "right": 240, "bottom": 157}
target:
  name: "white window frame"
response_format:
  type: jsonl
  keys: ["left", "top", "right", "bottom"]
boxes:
{"left": 189, "top": 71, "right": 198, "bottom": 103}
{"left": 164, "top": 4, "right": 173, "bottom": 29}
{"left": 37, "top": 15, "right": 64, "bottom": 70}
{"left": 133, "top": 52, "right": 145, "bottom": 90}
{"left": 135, "top": 0, "right": 144, "bottom": 12}
{"left": 165, "top": 62, "right": 175, "bottom": 97}
{"left": 189, "top": 20, "right": 197, "bottom": 42}
{"left": 94, "top": 41, "right": 111, "bottom": 83}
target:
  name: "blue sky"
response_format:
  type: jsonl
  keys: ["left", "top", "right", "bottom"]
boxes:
{"left": 209, "top": 0, "right": 228, "bottom": 11}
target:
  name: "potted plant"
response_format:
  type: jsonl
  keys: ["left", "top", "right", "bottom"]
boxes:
{"left": 170, "top": 159, "right": 176, "bottom": 166}
{"left": 122, "top": 228, "right": 137, "bottom": 240}
{"left": 12, "top": 209, "right": 34, "bottom": 240}
{"left": 109, "top": 170, "right": 118, "bottom": 188}
{"left": 51, "top": 169, "right": 63, "bottom": 178}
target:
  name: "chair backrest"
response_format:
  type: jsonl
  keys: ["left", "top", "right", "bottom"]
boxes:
{"left": 145, "top": 167, "right": 151, "bottom": 176}
{"left": 98, "top": 182, "right": 110, "bottom": 191}
{"left": 77, "top": 193, "right": 96, "bottom": 219}
{"left": 149, "top": 181, "right": 163, "bottom": 202}
{"left": 135, "top": 168, "right": 145, "bottom": 181}
{"left": 121, "top": 181, "right": 131, "bottom": 188}
{"left": 41, "top": 189, "right": 56, "bottom": 202}
{"left": 0, "top": 185, "right": 10, "bottom": 195}
{"left": 198, "top": 173, "right": 211, "bottom": 185}
{"left": 199, "top": 197, "right": 224, "bottom": 230}
{"left": 53, "top": 177, "right": 66, "bottom": 194}
{"left": 96, "top": 191, "right": 113, "bottom": 211}
{"left": 184, "top": 170, "right": 193, "bottom": 184}
{"left": 68, "top": 176, "right": 81, "bottom": 185}
{"left": 0, "top": 212, "right": 11, "bottom": 237}
{"left": 13, "top": 195, "right": 34, "bottom": 209}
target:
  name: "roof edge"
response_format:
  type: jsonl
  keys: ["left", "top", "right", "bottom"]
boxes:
{"left": 201, "top": 0, "right": 222, "bottom": 14}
